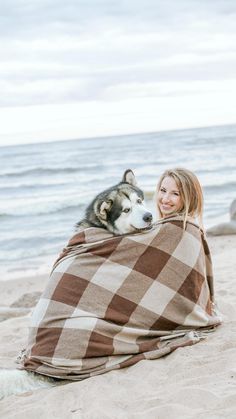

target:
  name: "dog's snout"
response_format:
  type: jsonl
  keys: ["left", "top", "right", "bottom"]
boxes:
{"left": 143, "top": 212, "right": 153, "bottom": 223}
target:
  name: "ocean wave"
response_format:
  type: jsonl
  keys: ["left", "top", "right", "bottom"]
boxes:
{"left": 0, "top": 164, "right": 103, "bottom": 178}
{"left": 203, "top": 181, "right": 236, "bottom": 193}
{"left": 0, "top": 237, "right": 65, "bottom": 259}
{"left": 197, "top": 166, "right": 236, "bottom": 175}
{"left": 0, "top": 182, "right": 68, "bottom": 193}
{"left": 0, "top": 201, "right": 86, "bottom": 218}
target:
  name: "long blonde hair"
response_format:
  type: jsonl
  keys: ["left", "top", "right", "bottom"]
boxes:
{"left": 156, "top": 168, "right": 204, "bottom": 230}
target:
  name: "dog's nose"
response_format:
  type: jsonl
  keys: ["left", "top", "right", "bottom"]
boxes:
{"left": 143, "top": 212, "right": 153, "bottom": 223}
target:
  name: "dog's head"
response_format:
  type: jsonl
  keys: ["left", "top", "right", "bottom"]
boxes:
{"left": 91, "top": 169, "right": 153, "bottom": 235}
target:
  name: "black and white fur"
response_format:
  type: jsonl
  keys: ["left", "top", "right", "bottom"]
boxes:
{"left": 76, "top": 169, "right": 153, "bottom": 234}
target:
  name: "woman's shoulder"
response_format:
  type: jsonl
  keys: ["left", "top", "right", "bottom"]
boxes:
{"left": 154, "top": 215, "right": 203, "bottom": 240}
{"left": 154, "top": 214, "right": 199, "bottom": 228}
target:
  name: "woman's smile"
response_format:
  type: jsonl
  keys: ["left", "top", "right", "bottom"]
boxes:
{"left": 160, "top": 203, "right": 173, "bottom": 210}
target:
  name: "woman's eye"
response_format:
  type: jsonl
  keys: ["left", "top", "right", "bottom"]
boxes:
{"left": 173, "top": 192, "right": 179, "bottom": 196}
{"left": 123, "top": 208, "right": 130, "bottom": 213}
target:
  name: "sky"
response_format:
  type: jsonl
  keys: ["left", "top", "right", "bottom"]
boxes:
{"left": 1, "top": 0, "right": 236, "bottom": 146}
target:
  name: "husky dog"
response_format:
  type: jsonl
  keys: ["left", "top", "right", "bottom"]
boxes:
{"left": 76, "top": 169, "right": 153, "bottom": 234}
{"left": 0, "top": 169, "right": 153, "bottom": 400}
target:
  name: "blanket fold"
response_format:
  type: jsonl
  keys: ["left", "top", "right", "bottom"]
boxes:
{"left": 18, "top": 216, "right": 222, "bottom": 379}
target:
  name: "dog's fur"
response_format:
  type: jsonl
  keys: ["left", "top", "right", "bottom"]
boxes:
{"left": 76, "top": 169, "right": 153, "bottom": 234}
{"left": 0, "top": 169, "right": 153, "bottom": 400}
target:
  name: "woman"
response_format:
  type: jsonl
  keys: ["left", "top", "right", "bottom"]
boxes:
{"left": 156, "top": 167, "right": 204, "bottom": 229}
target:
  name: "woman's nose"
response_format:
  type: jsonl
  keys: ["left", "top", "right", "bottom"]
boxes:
{"left": 162, "top": 194, "right": 170, "bottom": 203}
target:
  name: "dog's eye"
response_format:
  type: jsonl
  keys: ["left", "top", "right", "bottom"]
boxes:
{"left": 137, "top": 198, "right": 142, "bottom": 204}
{"left": 123, "top": 208, "right": 130, "bottom": 213}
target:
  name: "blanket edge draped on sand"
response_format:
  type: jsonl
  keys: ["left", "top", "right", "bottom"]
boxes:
{"left": 18, "top": 216, "right": 222, "bottom": 380}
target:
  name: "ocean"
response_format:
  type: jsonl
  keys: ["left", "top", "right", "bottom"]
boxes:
{"left": 1, "top": 124, "right": 236, "bottom": 281}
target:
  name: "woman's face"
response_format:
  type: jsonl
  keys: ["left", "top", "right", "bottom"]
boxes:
{"left": 157, "top": 176, "right": 183, "bottom": 217}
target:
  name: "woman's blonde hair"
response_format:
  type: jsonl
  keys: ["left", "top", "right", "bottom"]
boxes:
{"left": 156, "top": 168, "right": 204, "bottom": 230}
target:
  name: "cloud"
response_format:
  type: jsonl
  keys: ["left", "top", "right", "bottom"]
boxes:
{"left": 0, "top": 0, "right": 236, "bottom": 144}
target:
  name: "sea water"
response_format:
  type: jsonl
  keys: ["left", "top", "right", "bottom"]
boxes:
{"left": 1, "top": 124, "right": 236, "bottom": 280}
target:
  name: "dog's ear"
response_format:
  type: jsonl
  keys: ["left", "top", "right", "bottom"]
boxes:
{"left": 122, "top": 169, "right": 137, "bottom": 186}
{"left": 99, "top": 199, "right": 113, "bottom": 219}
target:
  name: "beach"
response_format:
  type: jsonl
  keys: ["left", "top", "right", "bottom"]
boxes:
{"left": 0, "top": 233, "right": 236, "bottom": 419}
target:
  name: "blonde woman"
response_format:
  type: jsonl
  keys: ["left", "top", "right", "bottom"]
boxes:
{"left": 156, "top": 167, "right": 204, "bottom": 230}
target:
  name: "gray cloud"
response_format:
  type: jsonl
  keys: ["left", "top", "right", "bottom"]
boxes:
{"left": 0, "top": 0, "right": 236, "bottom": 106}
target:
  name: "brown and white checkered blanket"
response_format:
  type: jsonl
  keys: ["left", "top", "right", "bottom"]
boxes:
{"left": 19, "top": 216, "right": 222, "bottom": 380}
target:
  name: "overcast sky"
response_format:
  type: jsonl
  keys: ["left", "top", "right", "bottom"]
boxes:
{"left": 1, "top": 0, "right": 236, "bottom": 145}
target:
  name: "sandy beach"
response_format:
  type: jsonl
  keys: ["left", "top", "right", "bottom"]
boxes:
{"left": 0, "top": 234, "right": 236, "bottom": 419}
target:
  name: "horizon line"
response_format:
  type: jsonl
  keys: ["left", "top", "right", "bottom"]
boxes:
{"left": 1, "top": 121, "right": 236, "bottom": 149}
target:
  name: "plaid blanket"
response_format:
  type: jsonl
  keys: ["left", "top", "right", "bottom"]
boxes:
{"left": 19, "top": 216, "right": 222, "bottom": 380}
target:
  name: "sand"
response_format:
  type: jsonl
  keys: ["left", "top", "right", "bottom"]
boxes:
{"left": 0, "top": 235, "right": 236, "bottom": 419}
